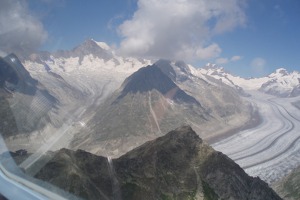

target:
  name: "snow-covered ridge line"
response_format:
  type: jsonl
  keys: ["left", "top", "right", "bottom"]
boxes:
{"left": 23, "top": 39, "right": 152, "bottom": 117}
{"left": 24, "top": 38, "right": 300, "bottom": 99}
{"left": 194, "top": 63, "right": 300, "bottom": 97}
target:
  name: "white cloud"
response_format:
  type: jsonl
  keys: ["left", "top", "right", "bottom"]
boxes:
{"left": 211, "top": 1, "right": 247, "bottom": 34}
{"left": 118, "top": 0, "right": 246, "bottom": 61}
{"left": 215, "top": 57, "right": 229, "bottom": 65}
{"left": 215, "top": 55, "right": 242, "bottom": 65}
{"left": 251, "top": 57, "right": 266, "bottom": 74}
{"left": 251, "top": 57, "right": 266, "bottom": 68}
{"left": 0, "top": 0, "right": 47, "bottom": 56}
{"left": 231, "top": 55, "right": 242, "bottom": 61}
{"left": 196, "top": 43, "right": 222, "bottom": 60}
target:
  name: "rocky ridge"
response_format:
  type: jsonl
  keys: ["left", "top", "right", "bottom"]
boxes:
{"left": 34, "top": 126, "right": 281, "bottom": 200}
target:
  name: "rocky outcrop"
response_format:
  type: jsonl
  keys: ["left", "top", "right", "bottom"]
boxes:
{"left": 34, "top": 126, "right": 281, "bottom": 200}
{"left": 273, "top": 166, "right": 300, "bottom": 200}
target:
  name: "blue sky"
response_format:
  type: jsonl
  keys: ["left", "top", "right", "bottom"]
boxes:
{"left": 28, "top": 0, "right": 137, "bottom": 51}
{"left": 1, "top": 0, "right": 300, "bottom": 78}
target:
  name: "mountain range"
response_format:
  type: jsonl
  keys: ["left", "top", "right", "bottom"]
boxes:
{"left": 4, "top": 39, "right": 299, "bottom": 156}
{"left": 1, "top": 39, "right": 299, "bottom": 199}
{"left": 2, "top": 39, "right": 249, "bottom": 157}
{"left": 66, "top": 60, "right": 251, "bottom": 157}
{"left": 199, "top": 63, "right": 300, "bottom": 97}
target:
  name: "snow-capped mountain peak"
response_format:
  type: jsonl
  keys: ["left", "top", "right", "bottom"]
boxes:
{"left": 69, "top": 39, "right": 113, "bottom": 61}
{"left": 205, "top": 63, "right": 218, "bottom": 69}
{"left": 205, "top": 63, "right": 224, "bottom": 70}
{"left": 203, "top": 63, "right": 227, "bottom": 76}
{"left": 91, "top": 39, "right": 111, "bottom": 51}
{"left": 269, "top": 68, "right": 289, "bottom": 78}
{"left": 259, "top": 68, "right": 300, "bottom": 97}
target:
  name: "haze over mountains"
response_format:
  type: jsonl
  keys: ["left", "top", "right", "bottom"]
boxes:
{"left": 18, "top": 39, "right": 253, "bottom": 157}
{"left": 2, "top": 39, "right": 299, "bottom": 157}
{"left": 0, "top": 54, "right": 57, "bottom": 138}
{"left": 1, "top": 39, "right": 300, "bottom": 199}
{"left": 2, "top": 39, "right": 299, "bottom": 158}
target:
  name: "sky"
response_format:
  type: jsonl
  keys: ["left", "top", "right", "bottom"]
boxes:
{"left": 0, "top": 0, "right": 300, "bottom": 78}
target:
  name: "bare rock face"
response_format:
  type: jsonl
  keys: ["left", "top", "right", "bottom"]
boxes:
{"left": 34, "top": 126, "right": 281, "bottom": 200}
{"left": 273, "top": 166, "right": 300, "bottom": 200}
{"left": 118, "top": 64, "right": 200, "bottom": 105}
